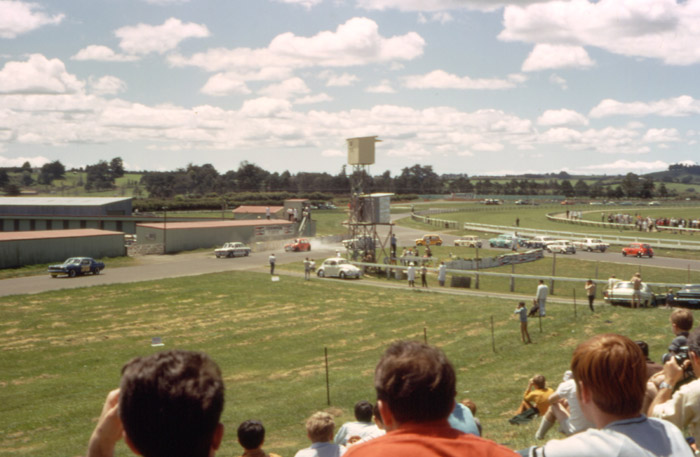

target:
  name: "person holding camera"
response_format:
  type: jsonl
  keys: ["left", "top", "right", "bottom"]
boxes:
{"left": 649, "top": 327, "right": 700, "bottom": 445}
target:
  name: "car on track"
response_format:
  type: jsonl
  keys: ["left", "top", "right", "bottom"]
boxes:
{"left": 622, "top": 243, "right": 654, "bottom": 258}
{"left": 214, "top": 242, "right": 251, "bottom": 258}
{"left": 489, "top": 233, "right": 525, "bottom": 248}
{"left": 672, "top": 284, "right": 700, "bottom": 309}
{"left": 454, "top": 236, "right": 482, "bottom": 248}
{"left": 603, "top": 281, "right": 656, "bottom": 307}
{"left": 284, "top": 238, "right": 311, "bottom": 252}
{"left": 572, "top": 238, "right": 609, "bottom": 252}
{"left": 415, "top": 234, "right": 443, "bottom": 246}
{"left": 544, "top": 240, "right": 577, "bottom": 254}
{"left": 49, "top": 257, "right": 105, "bottom": 278}
{"left": 316, "top": 258, "right": 362, "bottom": 279}
{"left": 523, "top": 235, "right": 557, "bottom": 249}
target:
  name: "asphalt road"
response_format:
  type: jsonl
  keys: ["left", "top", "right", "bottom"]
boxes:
{"left": 2, "top": 213, "right": 698, "bottom": 298}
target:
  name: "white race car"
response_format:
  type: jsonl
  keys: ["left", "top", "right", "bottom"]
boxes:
{"left": 316, "top": 258, "right": 362, "bottom": 279}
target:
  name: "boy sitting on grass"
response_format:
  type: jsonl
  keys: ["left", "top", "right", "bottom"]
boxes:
{"left": 238, "top": 420, "right": 281, "bottom": 457}
{"left": 294, "top": 412, "right": 345, "bottom": 457}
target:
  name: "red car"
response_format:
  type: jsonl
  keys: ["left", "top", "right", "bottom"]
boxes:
{"left": 622, "top": 243, "right": 653, "bottom": 258}
{"left": 284, "top": 238, "right": 311, "bottom": 252}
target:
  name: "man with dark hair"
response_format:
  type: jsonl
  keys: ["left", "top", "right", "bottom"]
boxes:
{"left": 521, "top": 334, "right": 691, "bottom": 457}
{"left": 650, "top": 326, "right": 700, "bottom": 444}
{"left": 86, "top": 350, "right": 225, "bottom": 457}
{"left": 238, "top": 420, "right": 281, "bottom": 457}
{"left": 334, "top": 401, "right": 379, "bottom": 445}
{"left": 344, "top": 340, "right": 517, "bottom": 457}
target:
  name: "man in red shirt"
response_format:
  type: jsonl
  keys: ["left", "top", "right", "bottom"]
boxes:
{"left": 344, "top": 340, "right": 517, "bottom": 457}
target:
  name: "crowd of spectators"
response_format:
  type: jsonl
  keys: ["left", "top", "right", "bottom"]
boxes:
{"left": 84, "top": 322, "right": 700, "bottom": 457}
{"left": 600, "top": 212, "right": 700, "bottom": 232}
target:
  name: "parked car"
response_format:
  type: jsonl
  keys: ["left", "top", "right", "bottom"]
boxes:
{"left": 572, "top": 238, "right": 609, "bottom": 252}
{"left": 672, "top": 285, "right": 700, "bottom": 308}
{"left": 49, "top": 257, "right": 105, "bottom": 278}
{"left": 622, "top": 243, "right": 654, "bottom": 258}
{"left": 648, "top": 201, "right": 661, "bottom": 206}
{"left": 523, "top": 235, "right": 557, "bottom": 249}
{"left": 545, "top": 240, "right": 576, "bottom": 254}
{"left": 454, "top": 236, "right": 482, "bottom": 248}
{"left": 284, "top": 238, "right": 311, "bottom": 252}
{"left": 316, "top": 258, "right": 362, "bottom": 279}
{"left": 603, "top": 281, "right": 656, "bottom": 307}
{"left": 214, "top": 242, "right": 251, "bottom": 258}
{"left": 415, "top": 234, "right": 443, "bottom": 246}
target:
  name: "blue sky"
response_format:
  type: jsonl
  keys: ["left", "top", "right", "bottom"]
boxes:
{"left": 1, "top": 0, "right": 699, "bottom": 176}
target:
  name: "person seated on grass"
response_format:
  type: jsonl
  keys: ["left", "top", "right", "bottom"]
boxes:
{"left": 534, "top": 370, "right": 593, "bottom": 440}
{"left": 334, "top": 401, "right": 378, "bottom": 446}
{"left": 344, "top": 340, "right": 517, "bottom": 457}
{"left": 86, "top": 349, "right": 225, "bottom": 457}
{"left": 513, "top": 375, "right": 554, "bottom": 418}
{"left": 295, "top": 412, "right": 345, "bottom": 457}
{"left": 346, "top": 403, "right": 385, "bottom": 447}
{"left": 519, "top": 334, "right": 692, "bottom": 457}
{"left": 662, "top": 309, "right": 694, "bottom": 364}
{"left": 238, "top": 420, "right": 281, "bottom": 457}
{"left": 461, "top": 399, "right": 482, "bottom": 436}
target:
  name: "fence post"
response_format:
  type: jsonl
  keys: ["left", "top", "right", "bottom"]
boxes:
{"left": 573, "top": 288, "right": 577, "bottom": 318}
{"left": 550, "top": 252, "right": 556, "bottom": 295}
{"left": 490, "top": 316, "right": 496, "bottom": 353}
{"left": 324, "top": 347, "right": 331, "bottom": 406}
{"left": 510, "top": 264, "right": 515, "bottom": 292}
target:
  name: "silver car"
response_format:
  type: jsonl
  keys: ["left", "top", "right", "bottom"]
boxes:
{"left": 604, "top": 281, "right": 656, "bottom": 307}
{"left": 316, "top": 258, "right": 362, "bottom": 279}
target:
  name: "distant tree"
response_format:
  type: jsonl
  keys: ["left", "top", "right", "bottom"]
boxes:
{"left": 110, "top": 157, "right": 125, "bottom": 179}
{"left": 236, "top": 162, "right": 268, "bottom": 192}
{"left": 682, "top": 176, "right": 693, "bottom": 184}
{"left": 0, "top": 169, "right": 8, "bottom": 187}
{"left": 657, "top": 182, "right": 668, "bottom": 198}
{"left": 21, "top": 161, "right": 32, "bottom": 172}
{"left": 38, "top": 160, "right": 66, "bottom": 185}
{"left": 85, "top": 161, "right": 114, "bottom": 191}
{"left": 374, "top": 170, "right": 394, "bottom": 193}
{"left": 332, "top": 165, "right": 350, "bottom": 193}
{"left": 574, "top": 179, "right": 590, "bottom": 197}
{"left": 589, "top": 181, "right": 605, "bottom": 199}
{"left": 185, "top": 163, "right": 219, "bottom": 195}
{"left": 621, "top": 173, "right": 640, "bottom": 197}
{"left": 21, "top": 170, "right": 33, "bottom": 186}
{"left": 4, "top": 183, "right": 21, "bottom": 196}
{"left": 560, "top": 180, "right": 575, "bottom": 197}
{"left": 640, "top": 178, "right": 655, "bottom": 199}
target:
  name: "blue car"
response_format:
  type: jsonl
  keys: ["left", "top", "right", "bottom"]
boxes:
{"left": 49, "top": 257, "right": 105, "bottom": 278}
{"left": 489, "top": 234, "right": 524, "bottom": 248}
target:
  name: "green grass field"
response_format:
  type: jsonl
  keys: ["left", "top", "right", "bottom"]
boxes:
{"left": 0, "top": 268, "right": 686, "bottom": 457}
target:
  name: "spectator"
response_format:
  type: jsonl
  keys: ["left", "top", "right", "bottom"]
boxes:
{"left": 606, "top": 274, "right": 619, "bottom": 291}
{"left": 534, "top": 371, "right": 593, "bottom": 440}
{"left": 649, "top": 327, "right": 700, "bottom": 445}
{"left": 344, "top": 340, "right": 517, "bottom": 457}
{"left": 334, "top": 401, "right": 379, "bottom": 446}
{"left": 584, "top": 280, "right": 596, "bottom": 312}
{"left": 513, "top": 375, "right": 553, "bottom": 418}
{"left": 269, "top": 253, "right": 276, "bottom": 275}
{"left": 295, "top": 412, "right": 345, "bottom": 457}
{"left": 420, "top": 264, "right": 428, "bottom": 288}
{"left": 304, "top": 257, "right": 312, "bottom": 281}
{"left": 631, "top": 272, "right": 643, "bottom": 308}
{"left": 407, "top": 263, "right": 416, "bottom": 288}
{"left": 448, "top": 400, "right": 480, "bottom": 436}
{"left": 635, "top": 341, "right": 663, "bottom": 380}
{"left": 461, "top": 399, "right": 482, "bottom": 436}
{"left": 535, "top": 280, "right": 548, "bottom": 317}
{"left": 438, "top": 262, "right": 447, "bottom": 287}
{"left": 349, "top": 404, "right": 385, "bottom": 447}
{"left": 662, "top": 309, "right": 694, "bottom": 364}
{"left": 238, "top": 420, "right": 281, "bottom": 457}
{"left": 521, "top": 334, "right": 691, "bottom": 457}
{"left": 86, "top": 350, "right": 225, "bottom": 457}
{"left": 514, "top": 301, "right": 532, "bottom": 344}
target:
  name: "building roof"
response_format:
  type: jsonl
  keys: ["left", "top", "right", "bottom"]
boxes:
{"left": 137, "top": 219, "right": 293, "bottom": 230}
{"left": 0, "top": 197, "right": 131, "bottom": 206}
{"left": 285, "top": 198, "right": 310, "bottom": 202}
{"left": 0, "top": 229, "right": 124, "bottom": 241}
{"left": 232, "top": 205, "right": 284, "bottom": 214}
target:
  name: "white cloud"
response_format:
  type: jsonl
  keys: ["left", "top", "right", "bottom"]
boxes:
{"left": 319, "top": 71, "right": 359, "bottom": 87}
{"left": 366, "top": 80, "right": 396, "bottom": 93}
{"left": 321, "top": 148, "right": 344, "bottom": 157}
{"left": 537, "top": 109, "right": 589, "bottom": 127}
{"left": 0, "top": 154, "right": 50, "bottom": 167}
{"left": 0, "top": 54, "right": 83, "bottom": 94}
{"left": 274, "top": 0, "right": 324, "bottom": 9}
{"left": 239, "top": 97, "right": 293, "bottom": 118}
{"left": 581, "top": 159, "right": 669, "bottom": 173}
{"left": 294, "top": 93, "right": 333, "bottom": 104}
{"left": 522, "top": 44, "right": 594, "bottom": 72}
{"left": 355, "top": 0, "right": 545, "bottom": 13}
{"left": 643, "top": 127, "right": 680, "bottom": 143}
{"left": 72, "top": 45, "right": 139, "bottom": 62}
{"left": 418, "top": 12, "right": 454, "bottom": 23}
{"left": 115, "top": 18, "right": 210, "bottom": 55}
{"left": 201, "top": 73, "right": 252, "bottom": 96}
{"left": 142, "top": 0, "right": 191, "bottom": 4}
{"left": 549, "top": 74, "right": 567, "bottom": 90}
{"left": 0, "top": 1, "right": 64, "bottom": 39}
{"left": 472, "top": 142, "right": 504, "bottom": 152}
{"left": 170, "top": 17, "right": 425, "bottom": 74}
{"left": 259, "top": 77, "right": 310, "bottom": 99}
{"left": 500, "top": 0, "right": 700, "bottom": 66}
{"left": 89, "top": 76, "right": 127, "bottom": 96}
{"left": 590, "top": 95, "right": 700, "bottom": 118}
{"left": 403, "top": 69, "right": 519, "bottom": 90}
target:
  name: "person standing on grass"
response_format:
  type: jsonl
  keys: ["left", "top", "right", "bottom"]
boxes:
{"left": 269, "top": 253, "right": 276, "bottom": 275}
{"left": 438, "top": 262, "right": 447, "bottom": 287}
{"left": 420, "top": 264, "right": 428, "bottom": 288}
{"left": 631, "top": 272, "right": 643, "bottom": 308}
{"left": 407, "top": 263, "right": 416, "bottom": 288}
{"left": 535, "top": 280, "right": 548, "bottom": 317}
{"left": 514, "top": 301, "right": 532, "bottom": 344}
{"left": 304, "top": 257, "right": 312, "bottom": 281}
{"left": 585, "top": 280, "right": 596, "bottom": 312}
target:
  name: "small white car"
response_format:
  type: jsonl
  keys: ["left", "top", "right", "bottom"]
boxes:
{"left": 454, "top": 236, "right": 482, "bottom": 248}
{"left": 214, "top": 242, "right": 251, "bottom": 258}
{"left": 604, "top": 281, "right": 656, "bottom": 307}
{"left": 572, "top": 238, "right": 609, "bottom": 252}
{"left": 316, "top": 258, "right": 362, "bottom": 279}
{"left": 545, "top": 240, "right": 576, "bottom": 254}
